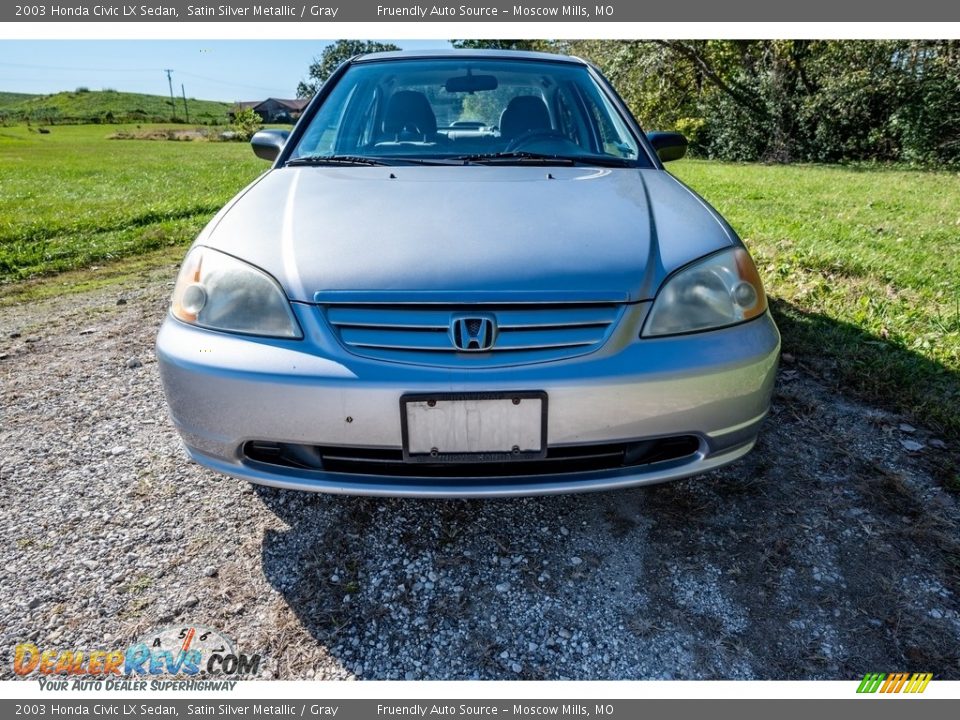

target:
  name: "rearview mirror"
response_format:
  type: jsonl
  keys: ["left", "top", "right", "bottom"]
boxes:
{"left": 445, "top": 74, "right": 498, "bottom": 93}
{"left": 250, "top": 129, "right": 290, "bottom": 161}
{"left": 646, "top": 131, "right": 688, "bottom": 163}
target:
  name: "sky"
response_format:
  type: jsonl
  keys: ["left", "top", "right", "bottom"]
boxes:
{"left": 0, "top": 40, "right": 452, "bottom": 102}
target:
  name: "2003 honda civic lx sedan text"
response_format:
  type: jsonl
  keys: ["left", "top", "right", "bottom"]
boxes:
{"left": 156, "top": 49, "right": 780, "bottom": 497}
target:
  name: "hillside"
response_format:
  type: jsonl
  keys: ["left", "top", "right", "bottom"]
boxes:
{"left": 0, "top": 88, "right": 232, "bottom": 124}
{"left": 0, "top": 91, "right": 38, "bottom": 108}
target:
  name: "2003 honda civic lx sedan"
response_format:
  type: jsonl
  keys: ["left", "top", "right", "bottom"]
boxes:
{"left": 156, "top": 49, "right": 780, "bottom": 497}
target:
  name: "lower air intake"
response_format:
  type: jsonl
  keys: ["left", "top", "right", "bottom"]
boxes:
{"left": 242, "top": 436, "right": 701, "bottom": 480}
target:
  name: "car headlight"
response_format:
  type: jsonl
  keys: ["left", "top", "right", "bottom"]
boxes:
{"left": 642, "top": 247, "right": 767, "bottom": 337}
{"left": 170, "top": 246, "right": 302, "bottom": 339}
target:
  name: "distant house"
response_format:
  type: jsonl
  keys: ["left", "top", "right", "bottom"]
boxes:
{"left": 231, "top": 98, "right": 309, "bottom": 123}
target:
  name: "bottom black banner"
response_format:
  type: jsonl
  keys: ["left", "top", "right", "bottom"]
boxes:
{"left": 2, "top": 699, "right": 957, "bottom": 720}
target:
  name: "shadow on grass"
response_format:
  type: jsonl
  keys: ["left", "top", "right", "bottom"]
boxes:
{"left": 770, "top": 297, "right": 960, "bottom": 445}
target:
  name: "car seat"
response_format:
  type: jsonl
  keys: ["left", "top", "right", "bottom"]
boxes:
{"left": 498, "top": 96, "right": 552, "bottom": 143}
{"left": 381, "top": 91, "right": 439, "bottom": 142}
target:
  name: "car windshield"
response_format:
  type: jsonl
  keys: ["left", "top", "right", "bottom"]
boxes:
{"left": 288, "top": 57, "right": 649, "bottom": 167}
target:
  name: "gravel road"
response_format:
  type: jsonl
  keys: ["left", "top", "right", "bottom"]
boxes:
{"left": 1, "top": 261, "right": 958, "bottom": 680}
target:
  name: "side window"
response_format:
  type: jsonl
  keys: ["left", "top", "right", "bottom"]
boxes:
{"left": 554, "top": 84, "right": 592, "bottom": 150}
{"left": 335, "top": 82, "right": 379, "bottom": 153}
{"left": 356, "top": 88, "right": 381, "bottom": 148}
{"left": 295, "top": 83, "right": 357, "bottom": 157}
{"left": 578, "top": 84, "right": 639, "bottom": 159}
{"left": 585, "top": 97, "right": 616, "bottom": 153}
{"left": 555, "top": 91, "right": 577, "bottom": 143}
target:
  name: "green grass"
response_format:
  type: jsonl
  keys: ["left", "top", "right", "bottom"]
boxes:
{"left": 1, "top": 89, "right": 231, "bottom": 123}
{"left": 671, "top": 159, "right": 960, "bottom": 439}
{"left": 0, "top": 123, "right": 264, "bottom": 281}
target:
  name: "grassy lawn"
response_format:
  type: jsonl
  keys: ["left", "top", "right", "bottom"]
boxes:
{"left": 0, "top": 123, "right": 264, "bottom": 281}
{"left": 1, "top": 126, "right": 956, "bottom": 440}
{"left": 671, "top": 160, "right": 960, "bottom": 440}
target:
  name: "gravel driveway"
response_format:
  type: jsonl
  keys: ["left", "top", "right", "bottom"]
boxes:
{"left": 2, "top": 261, "right": 958, "bottom": 680}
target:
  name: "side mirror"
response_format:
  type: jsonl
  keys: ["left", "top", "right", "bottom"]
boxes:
{"left": 646, "top": 131, "right": 688, "bottom": 163}
{"left": 251, "top": 129, "right": 290, "bottom": 162}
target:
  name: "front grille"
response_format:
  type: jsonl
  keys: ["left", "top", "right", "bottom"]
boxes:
{"left": 322, "top": 303, "right": 625, "bottom": 366}
{"left": 243, "top": 436, "right": 701, "bottom": 480}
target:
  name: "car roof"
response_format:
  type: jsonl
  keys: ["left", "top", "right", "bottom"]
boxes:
{"left": 353, "top": 48, "right": 588, "bottom": 65}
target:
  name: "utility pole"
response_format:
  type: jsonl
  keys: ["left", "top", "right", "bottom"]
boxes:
{"left": 164, "top": 69, "right": 176, "bottom": 120}
{"left": 181, "top": 84, "right": 190, "bottom": 123}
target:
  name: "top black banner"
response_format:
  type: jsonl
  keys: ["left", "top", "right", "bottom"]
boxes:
{"left": 6, "top": 0, "right": 959, "bottom": 22}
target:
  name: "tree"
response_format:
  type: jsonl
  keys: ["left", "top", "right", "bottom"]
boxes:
{"left": 560, "top": 39, "right": 960, "bottom": 165}
{"left": 555, "top": 40, "right": 706, "bottom": 136}
{"left": 450, "top": 40, "right": 547, "bottom": 52}
{"left": 297, "top": 40, "right": 401, "bottom": 98}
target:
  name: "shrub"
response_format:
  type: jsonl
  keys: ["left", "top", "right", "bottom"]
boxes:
{"left": 232, "top": 108, "right": 263, "bottom": 141}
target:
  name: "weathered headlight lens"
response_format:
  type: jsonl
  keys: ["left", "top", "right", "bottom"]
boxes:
{"left": 642, "top": 247, "right": 767, "bottom": 337}
{"left": 170, "top": 246, "right": 302, "bottom": 339}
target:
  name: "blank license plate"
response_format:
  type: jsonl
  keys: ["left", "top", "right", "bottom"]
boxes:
{"left": 401, "top": 392, "right": 547, "bottom": 462}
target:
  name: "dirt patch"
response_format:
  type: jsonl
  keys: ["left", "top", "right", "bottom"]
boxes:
{"left": 108, "top": 128, "right": 216, "bottom": 142}
{"left": 0, "top": 266, "right": 957, "bottom": 680}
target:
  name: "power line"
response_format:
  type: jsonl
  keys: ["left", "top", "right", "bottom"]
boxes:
{"left": 169, "top": 70, "right": 285, "bottom": 95}
{"left": 0, "top": 61, "right": 158, "bottom": 72}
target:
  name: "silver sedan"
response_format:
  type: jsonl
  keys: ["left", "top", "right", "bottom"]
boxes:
{"left": 156, "top": 49, "right": 780, "bottom": 497}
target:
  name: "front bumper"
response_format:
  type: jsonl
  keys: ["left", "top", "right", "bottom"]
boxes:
{"left": 156, "top": 306, "right": 780, "bottom": 497}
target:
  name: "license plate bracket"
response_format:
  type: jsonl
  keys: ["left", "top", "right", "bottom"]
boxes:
{"left": 400, "top": 391, "right": 548, "bottom": 463}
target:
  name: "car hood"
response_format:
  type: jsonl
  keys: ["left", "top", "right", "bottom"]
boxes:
{"left": 204, "top": 166, "right": 736, "bottom": 303}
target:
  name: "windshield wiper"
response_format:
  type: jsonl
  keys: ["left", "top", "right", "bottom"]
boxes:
{"left": 452, "top": 151, "right": 575, "bottom": 165}
{"left": 286, "top": 155, "right": 391, "bottom": 167}
{"left": 286, "top": 155, "right": 465, "bottom": 167}
{"left": 451, "top": 151, "right": 637, "bottom": 168}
